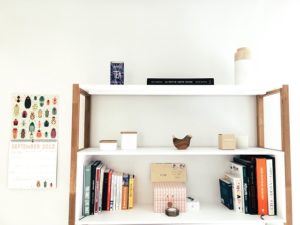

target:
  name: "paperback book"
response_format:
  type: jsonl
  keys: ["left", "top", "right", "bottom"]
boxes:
{"left": 147, "top": 78, "right": 214, "bottom": 85}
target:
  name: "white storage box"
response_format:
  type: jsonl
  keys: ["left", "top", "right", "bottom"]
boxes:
{"left": 121, "top": 131, "right": 137, "bottom": 150}
{"left": 99, "top": 140, "right": 117, "bottom": 150}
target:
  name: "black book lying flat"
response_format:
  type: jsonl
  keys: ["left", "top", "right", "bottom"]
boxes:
{"left": 147, "top": 78, "right": 214, "bottom": 85}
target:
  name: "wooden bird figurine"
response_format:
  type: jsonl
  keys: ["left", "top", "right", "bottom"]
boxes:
{"left": 173, "top": 134, "right": 192, "bottom": 150}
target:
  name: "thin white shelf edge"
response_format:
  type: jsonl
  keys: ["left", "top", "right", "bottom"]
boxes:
{"left": 79, "top": 84, "right": 276, "bottom": 96}
{"left": 76, "top": 204, "right": 285, "bottom": 225}
{"left": 78, "top": 147, "right": 283, "bottom": 156}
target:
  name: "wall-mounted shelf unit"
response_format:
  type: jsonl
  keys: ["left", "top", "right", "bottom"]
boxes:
{"left": 68, "top": 84, "right": 292, "bottom": 225}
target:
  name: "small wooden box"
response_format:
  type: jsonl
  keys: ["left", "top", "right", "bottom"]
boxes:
{"left": 218, "top": 134, "right": 236, "bottom": 150}
{"left": 151, "top": 163, "right": 186, "bottom": 182}
{"left": 153, "top": 182, "right": 186, "bottom": 213}
{"left": 99, "top": 140, "right": 117, "bottom": 150}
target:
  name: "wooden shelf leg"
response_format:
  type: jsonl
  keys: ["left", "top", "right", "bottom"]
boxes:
{"left": 281, "top": 85, "right": 293, "bottom": 225}
{"left": 69, "top": 84, "right": 80, "bottom": 225}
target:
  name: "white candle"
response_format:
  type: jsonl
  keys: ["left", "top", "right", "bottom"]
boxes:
{"left": 236, "top": 135, "right": 249, "bottom": 149}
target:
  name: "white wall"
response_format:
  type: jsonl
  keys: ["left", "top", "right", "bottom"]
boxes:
{"left": 0, "top": 0, "right": 299, "bottom": 225}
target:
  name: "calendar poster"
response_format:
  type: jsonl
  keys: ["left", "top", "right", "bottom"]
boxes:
{"left": 8, "top": 141, "right": 57, "bottom": 189}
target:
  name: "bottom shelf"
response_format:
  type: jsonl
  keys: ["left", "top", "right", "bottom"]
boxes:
{"left": 76, "top": 203, "right": 285, "bottom": 225}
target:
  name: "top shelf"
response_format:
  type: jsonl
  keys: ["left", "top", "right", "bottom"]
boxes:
{"left": 79, "top": 84, "right": 277, "bottom": 96}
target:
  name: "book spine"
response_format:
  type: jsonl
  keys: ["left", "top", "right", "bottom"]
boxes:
{"left": 118, "top": 173, "right": 122, "bottom": 210}
{"left": 266, "top": 159, "right": 275, "bottom": 215}
{"left": 110, "top": 173, "right": 115, "bottom": 211}
{"left": 128, "top": 175, "right": 134, "bottom": 209}
{"left": 122, "top": 186, "right": 129, "bottom": 209}
{"left": 98, "top": 165, "right": 106, "bottom": 212}
{"left": 230, "top": 163, "right": 245, "bottom": 213}
{"left": 271, "top": 157, "right": 277, "bottom": 215}
{"left": 94, "top": 166, "right": 100, "bottom": 214}
{"left": 242, "top": 166, "right": 249, "bottom": 214}
{"left": 256, "top": 158, "right": 268, "bottom": 215}
{"left": 122, "top": 173, "right": 129, "bottom": 210}
{"left": 106, "top": 170, "right": 113, "bottom": 210}
{"left": 101, "top": 170, "right": 109, "bottom": 210}
{"left": 113, "top": 172, "right": 117, "bottom": 210}
{"left": 90, "top": 161, "right": 100, "bottom": 215}
{"left": 83, "top": 164, "right": 92, "bottom": 216}
{"left": 147, "top": 78, "right": 214, "bottom": 85}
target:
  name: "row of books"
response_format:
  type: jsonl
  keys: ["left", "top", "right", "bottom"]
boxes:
{"left": 83, "top": 160, "right": 135, "bottom": 216}
{"left": 219, "top": 155, "right": 276, "bottom": 216}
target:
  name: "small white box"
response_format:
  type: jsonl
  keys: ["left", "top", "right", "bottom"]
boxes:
{"left": 121, "top": 131, "right": 137, "bottom": 150}
{"left": 99, "top": 140, "right": 117, "bottom": 150}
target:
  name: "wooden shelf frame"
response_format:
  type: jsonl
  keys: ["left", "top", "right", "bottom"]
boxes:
{"left": 68, "top": 84, "right": 292, "bottom": 225}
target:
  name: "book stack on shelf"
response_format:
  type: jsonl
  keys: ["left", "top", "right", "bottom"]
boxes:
{"left": 83, "top": 160, "right": 135, "bottom": 216}
{"left": 219, "top": 155, "right": 276, "bottom": 216}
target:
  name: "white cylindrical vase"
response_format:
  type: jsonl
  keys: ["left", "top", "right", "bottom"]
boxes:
{"left": 234, "top": 47, "right": 252, "bottom": 85}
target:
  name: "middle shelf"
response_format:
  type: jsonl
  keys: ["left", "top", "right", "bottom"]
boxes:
{"left": 78, "top": 147, "right": 283, "bottom": 156}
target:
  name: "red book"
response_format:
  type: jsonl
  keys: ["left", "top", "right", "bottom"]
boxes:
{"left": 256, "top": 158, "right": 268, "bottom": 215}
{"left": 106, "top": 170, "right": 113, "bottom": 210}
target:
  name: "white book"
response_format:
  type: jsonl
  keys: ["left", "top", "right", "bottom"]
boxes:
{"left": 110, "top": 171, "right": 117, "bottom": 210}
{"left": 113, "top": 172, "right": 118, "bottom": 210}
{"left": 230, "top": 162, "right": 245, "bottom": 213}
{"left": 266, "top": 159, "right": 275, "bottom": 215}
{"left": 225, "top": 173, "right": 243, "bottom": 213}
{"left": 117, "top": 172, "right": 122, "bottom": 210}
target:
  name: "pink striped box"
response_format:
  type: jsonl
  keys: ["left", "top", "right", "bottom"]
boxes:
{"left": 153, "top": 182, "right": 186, "bottom": 213}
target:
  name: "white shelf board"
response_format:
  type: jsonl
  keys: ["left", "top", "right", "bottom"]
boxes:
{"left": 76, "top": 204, "right": 285, "bottom": 225}
{"left": 78, "top": 147, "right": 283, "bottom": 156}
{"left": 79, "top": 84, "right": 275, "bottom": 96}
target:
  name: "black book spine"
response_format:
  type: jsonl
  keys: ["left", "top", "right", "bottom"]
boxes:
{"left": 147, "top": 78, "right": 214, "bottom": 85}
{"left": 242, "top": 166, "right": 250, "bottom": 214}
{"left": 233, "top": 157, "right": 258, "bottom": 214}
{"left": 90, "top": 161, "right": 101, "bottom": 215}
{"left": 271, "top": 157, "right": 277, "bottom": 215}
{"left": 101, "top": 171, "right": 109, "bottom": 211}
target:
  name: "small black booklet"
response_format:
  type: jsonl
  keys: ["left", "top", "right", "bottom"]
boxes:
{"left": 147, "top": 78, "right": 214, "bottom": 85}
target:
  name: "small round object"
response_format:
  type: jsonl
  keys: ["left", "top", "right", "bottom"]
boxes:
{"left": 51, "top": 128, "right": 56, "bottom": 138}
{"left": 38, "top": 109, "right": 43, "bottom": 118}
{"left": 52, "top": 107, "right": 57, "bottom": 115}
{"left": 25, "top": 96, "right": 31, "bottom": 109}
{"left": 44, "top": 120, "right": 49, "bottom": 127}
{"left": 14, "top": 104, "right": 20, "bottom": 116}
{"left": 13, "top": 119, "right": 18, "bottom": 126}
{"left": 165, "top": 207, "right": 179, "bottom": 217}
{"left": 21, "top": 129, "right": 26, "bottom": 138}
{"left": 36, "top": 129, "right": 42, "bottom": 138}
{"left": 39, "top": 96, "right": 45, "bottom": 107}
{"left": 16, "top": 96, "right": 21, "bottom": 103}
{"left": 22, "top": 111, "right": 27, "bottom": 118}
{"left": 12, "top": 128, "right": 18, "bottom": 139}
{"left": 45, "top": 109, "right": 49, "bottom": 118}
